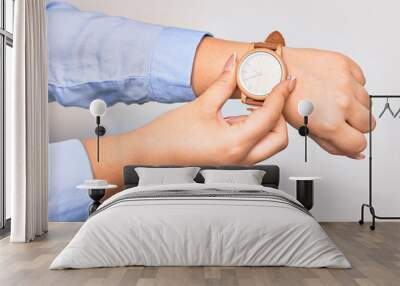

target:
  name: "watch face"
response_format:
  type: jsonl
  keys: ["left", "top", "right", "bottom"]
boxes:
{"left": 238, "top": 51, "right": 284, "bottom": 97}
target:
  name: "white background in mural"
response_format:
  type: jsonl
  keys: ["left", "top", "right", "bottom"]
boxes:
{"left": 49, "top": 0, "right": 400, "bottom": 221}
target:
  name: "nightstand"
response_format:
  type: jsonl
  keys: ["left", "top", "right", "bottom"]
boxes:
{"left": 289, "top": 177, "right": 321, "bottom": 210}
{"left": 77, "top": 181, "right": 117, "bottom": 215}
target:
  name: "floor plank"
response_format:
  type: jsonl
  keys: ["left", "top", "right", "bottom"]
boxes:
{"left": 0, "top": 222, "right": 399, "bottom": 286}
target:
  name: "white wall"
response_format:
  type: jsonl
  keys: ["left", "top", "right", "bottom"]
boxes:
{"left": 49, "top": 0, "right": 400, "bottom": 221}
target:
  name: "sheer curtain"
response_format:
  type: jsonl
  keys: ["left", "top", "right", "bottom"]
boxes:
{"left": 8, "top": 0, "right": 48, "bottom": 242}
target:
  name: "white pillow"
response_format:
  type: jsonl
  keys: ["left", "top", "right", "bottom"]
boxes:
{"left": 135, "top": 167, "right": 200, "bottom": 186}
{"left": 200, "top": 169, "right": 266, "bottom": 185}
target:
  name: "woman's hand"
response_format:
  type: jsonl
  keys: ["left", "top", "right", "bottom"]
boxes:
{"left": 282, "top": 47, "right": 375, "bottom": 159}
{"left": 84, "top": 53, "right": 295, "bottom": 190}
{"left": 132, "top": 53, "right": 296, "bottom": 165}
{"left": 192, "top": 38, "right": 374, "bottom": 159}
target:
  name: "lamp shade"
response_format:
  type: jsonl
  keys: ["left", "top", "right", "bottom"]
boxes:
{"left": 89, "top": 99, "right": 107, "bottom": 117}
{"left": 298, "top": 100, "right": 314, "bottom": 117}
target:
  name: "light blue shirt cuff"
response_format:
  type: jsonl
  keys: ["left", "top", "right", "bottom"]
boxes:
{"left": 48, "top": 139, "right": 93, "bottom": 222}
{"left": 150, "top": 27, "right": 211, "bottom": 103}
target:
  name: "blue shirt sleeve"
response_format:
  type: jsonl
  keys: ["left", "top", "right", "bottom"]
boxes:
{"left": 47, "top": 1, "right": 211, "bottom": 108}
{"left": 48, "top": 139, "right": 93, "bottom": 222}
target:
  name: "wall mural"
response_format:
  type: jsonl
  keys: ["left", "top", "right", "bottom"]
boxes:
{"left": 47, "top": 1, "right": 373, "bottom": 221}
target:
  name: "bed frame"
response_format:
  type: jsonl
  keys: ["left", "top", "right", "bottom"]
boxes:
{"left": 123, "top": 165, "right": 280, "bottom": 189}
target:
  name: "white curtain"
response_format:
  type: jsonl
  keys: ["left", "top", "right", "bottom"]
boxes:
{"left": 9, "top": 0, "right": 48, "bottom": 242}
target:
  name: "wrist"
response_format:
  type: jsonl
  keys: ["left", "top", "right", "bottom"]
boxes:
{"left": 282, "top": 47, "right": 294, "bottom": 76}
{"left": 192, "top": 37, "right": 251, "bottom": 97}
{"left": 280, "top": 47, "right": 303, "bottom": 128}
{"left": 82, "top": 130, "right": 145, "bottom": 189}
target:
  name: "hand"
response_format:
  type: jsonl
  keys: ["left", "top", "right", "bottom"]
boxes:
{"left": 282, "top": 47, "right": 375, "bottom": 159}
{"left": 135, "top": 53, "right": 296, "bottom": 165}
{"left": 84, "top": 53, "right": 295, "bottom": 190}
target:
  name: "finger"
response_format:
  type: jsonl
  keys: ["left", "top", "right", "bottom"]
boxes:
{"left": 320, "top": 123, "right": 367, "bottom": 156}
{"left": 347, "top": 56, "right": 366, "bottom": 86}
{"left": 354, "top": 83, "right": 370, "bottom": 109}
{"left": 241, "top": 78, "right": 296, "bottom": 142}
{"left": 242, "top": 116, "right": 288, "bottom": 164}
{"left": 352, "top": 153, "right": 366, "bottom": 160}
{"left": 310, "top": 134, "right": 342, "bottom": 155}
{"left": 199, "top": 53, "right": 237, "bottom": 111}
{"left": 310, "top": 134, "right": 365, "bottom": 159}
{"left": 225, "top": 115, "right": 247, "bottom": 125}
{"left": 246, "top": 107, "right": 259, "bottom": 112}
{"left": 347, "top": 98, "right": 376, "bottom": 133}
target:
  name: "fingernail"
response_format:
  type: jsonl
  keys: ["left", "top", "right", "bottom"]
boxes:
{"left": 288, "top": 76, "right": 296, "bottom": 92}
{"left": 224, "top": 52, "right": 237, "bottom": 72}
{"left": 246, "top": 107, "right": 258, "bottom": 112}
{"left": 354, "top": 153, "right": 365, "bottom": 160}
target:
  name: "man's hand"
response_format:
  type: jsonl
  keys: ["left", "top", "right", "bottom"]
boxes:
{"left": 282, "top": 47, "right": 375, "bottom": 159}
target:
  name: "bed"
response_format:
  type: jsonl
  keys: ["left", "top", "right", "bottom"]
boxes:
{"left": 50, "top": 165, "right": 350, "bottom": 269}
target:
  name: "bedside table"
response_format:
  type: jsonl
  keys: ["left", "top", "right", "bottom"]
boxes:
{"left": 77, "top": 181, "right": 117, "bottom": 215}
{"left": 289, "top": 177, "right": 321, "bottom": 210}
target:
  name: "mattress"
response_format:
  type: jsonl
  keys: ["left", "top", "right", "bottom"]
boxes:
{"left": 50, "top": 183, "right": 350, "bottom": 269}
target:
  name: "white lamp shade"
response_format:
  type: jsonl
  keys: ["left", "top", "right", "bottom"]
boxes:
{"left": 89, "top": 99, "right": 107, "bottom": 117}
{"left": 298, "top": 100, "right": 314, "bottom": 116}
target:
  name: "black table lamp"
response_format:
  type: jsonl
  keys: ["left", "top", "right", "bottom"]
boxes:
{"left": 298, "top": 100, "right": 314, "bottom": 162}
{"left": 89, "top": 99, "right": 107, "bottom": 162}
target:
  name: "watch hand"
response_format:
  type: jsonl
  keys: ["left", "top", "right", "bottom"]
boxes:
{"left": 243, "top": 72, "right": 262, "bottom": 81}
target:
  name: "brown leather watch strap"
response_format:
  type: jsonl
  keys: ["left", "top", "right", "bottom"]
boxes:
{"left": 265, "top": 31, "right": 286, "bottom": 46}
{"left": 253, "top": 31, "right": 286, "bottom": 51}
{"left": 254, "top": 41, "right": 280, "bottom": 50}
{"left": 244, "top": 97, "right": 264, "bottom": 106}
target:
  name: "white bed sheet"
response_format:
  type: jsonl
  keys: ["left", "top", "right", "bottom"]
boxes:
{"left": 50, "top": 183, "right": 350, "bottom": 269}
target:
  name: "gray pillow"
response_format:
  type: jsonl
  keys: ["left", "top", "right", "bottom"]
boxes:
{"left": 200, "top": 169, "right": 266, "bottom": 185}
{"left": 135, "top": 167, "right": 200, "bottom": 186}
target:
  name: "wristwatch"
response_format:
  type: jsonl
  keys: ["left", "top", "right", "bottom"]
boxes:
{"left": 237, "top": 31, "right": 288, "bottom": 106}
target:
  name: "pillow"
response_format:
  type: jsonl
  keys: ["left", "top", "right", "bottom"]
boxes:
{"left": 200, "top": 169, "right": 266, "bottom": 185}
{"left": 135, "top": 167, "right": 200, "bottom": 186}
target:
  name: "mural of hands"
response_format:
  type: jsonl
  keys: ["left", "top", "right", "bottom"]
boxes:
{"left": 48, "top": 2, "right": 373, "bottom": 161}
{"left": 46, "top": 2, "right": 374, "bottom": 220}
{"left": 83, "top": 54, "right": 296, "bottom": 189}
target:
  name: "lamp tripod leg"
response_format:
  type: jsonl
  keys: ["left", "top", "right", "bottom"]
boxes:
{"left": 95, "top": 116, "right": 100, "bottom": 162}
{"left": 305, "top": 133, "right": 307, "bottom": 162}
{"left": 97, "top": 123, "right": 100, "bottom": 162}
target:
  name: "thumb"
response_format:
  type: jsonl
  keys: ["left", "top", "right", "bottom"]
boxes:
{"left": 199, "top": 53, "right": 237, "bottom": 111}
{"left": 242, "top": 77, "right": 296, "bottom": 141}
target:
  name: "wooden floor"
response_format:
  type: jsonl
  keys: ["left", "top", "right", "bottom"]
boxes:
{"left": 0, "top": 222, "right": 399, "bottom": 286}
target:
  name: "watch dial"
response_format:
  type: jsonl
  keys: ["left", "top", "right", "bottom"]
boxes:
{"left": 238, "top": 51, "right": 283, "bottom": 97}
